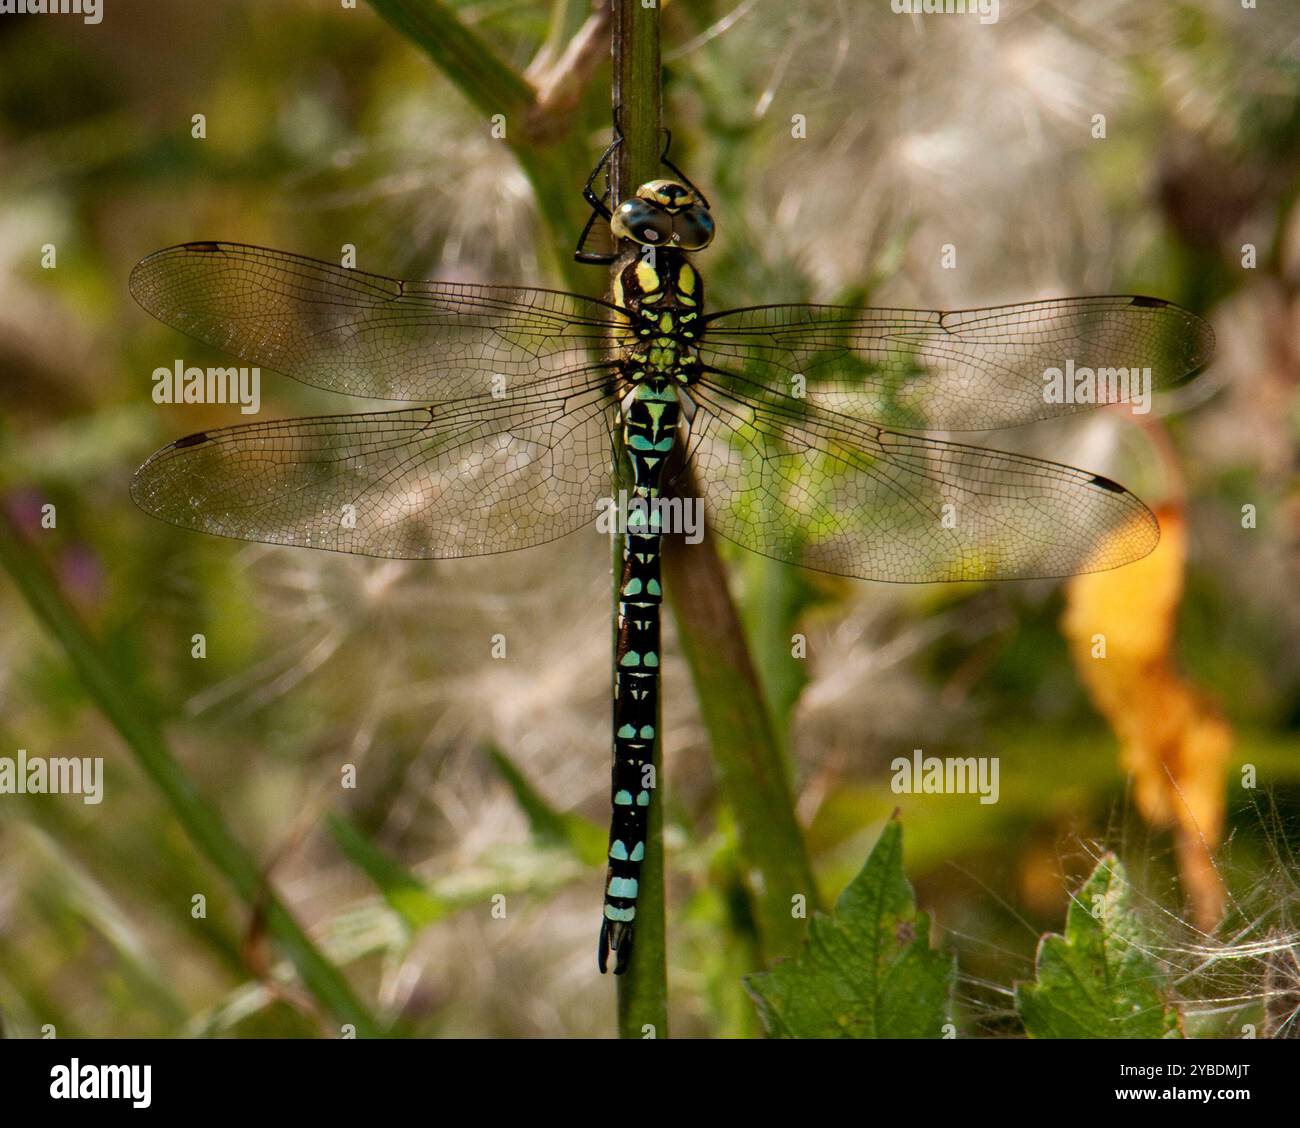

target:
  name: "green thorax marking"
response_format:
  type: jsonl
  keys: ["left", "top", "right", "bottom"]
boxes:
{"left": 613, "top": 249, "right": 704, "bottom": 386}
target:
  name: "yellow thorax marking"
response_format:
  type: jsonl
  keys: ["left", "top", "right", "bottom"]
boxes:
{"left": 635, "top": 260, "right": 661, "bottom": 296}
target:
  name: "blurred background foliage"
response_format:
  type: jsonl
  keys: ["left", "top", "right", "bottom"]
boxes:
{"left": 0, "top": 0, "right": 1297, "bottom": 1037}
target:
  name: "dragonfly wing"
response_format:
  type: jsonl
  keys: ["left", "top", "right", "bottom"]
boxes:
{"left": 684, "top": 380, "right": 1159, "bottom": 582}
{"left": 131, "top": 368, "right": 616, "bottom": 559}
{"left": 129, "top": 242, "right": 629, "bottom": 401}
{"left": 700, "top": 296, "right": 1213, "bottom": 431}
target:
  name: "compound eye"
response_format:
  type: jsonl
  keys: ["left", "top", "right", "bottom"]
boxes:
{"left": 672, "top": 207, "right": 715, "bottom": 250}
{"left": 611, "top": 199, "right": 673, "bottom": 246}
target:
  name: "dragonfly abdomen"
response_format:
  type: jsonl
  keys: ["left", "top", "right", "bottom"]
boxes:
{"left": 600, "top": 376, "right": 680, "bottom": 974}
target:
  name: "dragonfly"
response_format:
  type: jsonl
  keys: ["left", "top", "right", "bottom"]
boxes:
{"left": 128, "top": 142, "right": 1213, "bottom": 976}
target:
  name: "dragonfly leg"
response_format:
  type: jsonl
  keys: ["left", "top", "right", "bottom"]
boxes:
{"left": 659, "top": 129, "right": 710, "bottom": 209}
{"left": 583, "top": 133, "right": 621, "bottom": 220}
{"left": 575, "top": 131, "right": 623, "bottom": 265}
{"left": 574, "top": 205, "right": 616, "bottom": 265}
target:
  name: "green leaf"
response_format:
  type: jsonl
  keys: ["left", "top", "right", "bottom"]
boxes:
{"left": 1015, "top": 853, "right": 1182, "bottom": 1038}
{"left": 745, "top": 817, "right": 954, "bottom": 1038}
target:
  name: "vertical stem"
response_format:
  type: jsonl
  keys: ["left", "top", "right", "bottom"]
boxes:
{"left": 663, "top": 512, "right": 821, "bottom": 960}
{"left": 611, "top": 0, "right": 669, "bottom": 1040}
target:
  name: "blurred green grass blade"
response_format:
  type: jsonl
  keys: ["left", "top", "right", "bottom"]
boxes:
{"left": 1015, "top": 853, "right": 1183, "bottom": 1038}
{"left": 365, "top": 0, "right": 535, "bottom": 121}
{"left": 0, "top": 509, "right": 381, "bottom": 1037}
{"left": 26, "top": 824, "right": 190, "bottom": 1029}
{"left": 485, "top": 743, "right": 606, "bottom": 865}
{"left": 328, "top": 813, "right": 593, "bottom": 929}
{"left": 327, "top": 814, "right": 450, "bottom": 929}
{"left": 0, "top": 939, "right": 79, "bottom": 1037}
{"left": 746, "top": 817, "right": 954, "bottom": 1038}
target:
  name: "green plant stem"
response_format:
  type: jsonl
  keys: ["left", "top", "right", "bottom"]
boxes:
{"left": 366, "top": 0, "right": 535, "bottom": 121}
{"left": 0, "top": 510, "right": 380, "bottom": 1037}
{"left": 365, "top": 0, "right": 596, "bottom": 290}
{"left": 663, "top": 478, "right": 822, "bottom": 960}
{"left": 610, "top": 0, "right": 670, "bottom": 1041}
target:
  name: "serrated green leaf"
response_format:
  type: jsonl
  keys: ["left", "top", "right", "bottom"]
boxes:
{"left": 1015, "top": 853, "right": 1182, "bottom": 1038}
{"left": 745, "top": 817, "right": 954, "bottom": 1038}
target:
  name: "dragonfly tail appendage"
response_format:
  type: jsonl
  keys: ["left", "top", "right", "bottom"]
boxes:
{"left": 599, "top": 915, "right": 634, "bottom": 975}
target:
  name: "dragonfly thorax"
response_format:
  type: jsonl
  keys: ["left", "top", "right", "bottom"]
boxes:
{"left": 613, "top": 249, "right": 704, "bottom": 387}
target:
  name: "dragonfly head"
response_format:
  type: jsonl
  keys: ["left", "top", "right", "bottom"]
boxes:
{"left": 611, "top": 179, "right": 715, "bottom": 252}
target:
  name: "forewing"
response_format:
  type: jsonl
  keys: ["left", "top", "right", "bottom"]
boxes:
{"left": 700, "top": 296, "right": 1213, "bottom": 431}
{"left": 129, "top": 242, "right": 629, "bottom": 401}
